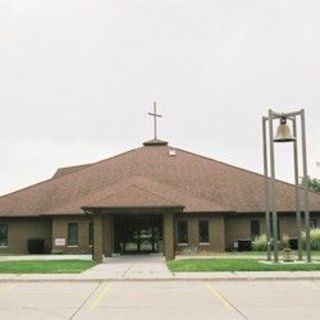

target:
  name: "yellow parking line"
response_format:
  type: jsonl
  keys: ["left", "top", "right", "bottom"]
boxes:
{"left": 205, "top": 283, "right": 233, "bottom": 311}
{"left": 89, "top": 284, "right": 112, "bottom": 311}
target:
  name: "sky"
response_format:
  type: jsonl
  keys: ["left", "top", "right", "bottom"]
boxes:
{"left": 0, "top": 0, "right": 320, "bottom": 195}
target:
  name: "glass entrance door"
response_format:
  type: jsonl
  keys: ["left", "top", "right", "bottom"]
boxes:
{"left": 114, "top": 215, "right": 162, "bottom": 254}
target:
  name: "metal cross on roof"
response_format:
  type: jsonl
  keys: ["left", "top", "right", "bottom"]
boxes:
{"left": 148, "top": 101, "right": 162, "bottom": 140}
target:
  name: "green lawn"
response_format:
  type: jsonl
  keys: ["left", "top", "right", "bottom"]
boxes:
{"left": 200, "top": 251, "right": 320, "bottom": 258}
{"left": 167, "top": 258, "right": 320, "bottom": 272}
{"left": 0, "top": 260, "right": 96, "bottom": 274}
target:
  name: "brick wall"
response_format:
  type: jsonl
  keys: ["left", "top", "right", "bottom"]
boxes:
{"left": 52, "top": 215, "right": 93, "bottom": 255}
{"left": 175, "top": 214, "right": 225, "bottom": 253}
{"left": 104, "top": 214, "right": 114, "bottom": 257}
{"left": 279, "top": 214, "right": 298, "bottom": 237}
{"left": 225, "top": 215, "right": 265, "bottom": 249}
{"left": 175, "top": 213, "right": 320, "bottom": 253}
{"left": 93, "top": 214, "right": 104, "bottom": 263}
{"left": 225, "top": 213, "right": 320, "bottom": 250}
{"left": 212, "top": 215, "right": 225, "bottom": 252}
{"left": 2, "top": 212, "right": 320, "bottom": 257}
{"left": 163, "top": 212, "right": 176, "bottom": 260}
{"left": 0, "top": 217, "right": 52, "bottom": 254}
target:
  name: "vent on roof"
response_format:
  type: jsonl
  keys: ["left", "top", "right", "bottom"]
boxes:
{"left": 169, "top": 150, "right": 177, "bottom": 156}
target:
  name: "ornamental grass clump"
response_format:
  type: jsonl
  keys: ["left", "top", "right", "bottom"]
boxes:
{"left": 280, "top": 234, "right": 290, "bottom": 250}
{"left": 282, "top": 247, "right": 295, "bottom": 262}
{"left": 302, "top": 228, "right": 320, "bottom": 250}
{"left": 252, "top": 234, "right": 267, "bottom": 251}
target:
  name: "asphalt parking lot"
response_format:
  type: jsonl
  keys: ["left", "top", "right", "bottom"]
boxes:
{"left": 0, "top": 280, "right": 319, "bottom": 320}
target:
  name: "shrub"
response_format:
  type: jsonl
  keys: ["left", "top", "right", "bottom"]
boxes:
{"left": 27, "top": 239, "right": 45, "bottom": 254}
{"left": 252, "top": 234, "right": 294, "bottom": 251}
{"left": 280, "top": 234, "right": 290, "bottom": 250}
{"left": 252, "top": 234, "right": 267, "bottom": 251}
{"left": 302, "top": 228, "right": 320, "bottom": 250}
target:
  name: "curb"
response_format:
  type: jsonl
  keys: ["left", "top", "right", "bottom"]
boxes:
{"left": 1, "top": 276, "right": 320, "bottom": 283}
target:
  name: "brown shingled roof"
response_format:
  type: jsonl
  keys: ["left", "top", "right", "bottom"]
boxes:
{"left": 44, "top": 176, "right": 222, "bottom": 214}
{"left": 0, "top": 142, "right": 320, "bottom": 217}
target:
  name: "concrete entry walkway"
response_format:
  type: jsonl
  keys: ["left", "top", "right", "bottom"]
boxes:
{"left": 81, "top": 255, "right": 173, "bottom": 280}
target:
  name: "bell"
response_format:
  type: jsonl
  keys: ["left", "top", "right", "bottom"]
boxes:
{"left": 274, "top": 117, "right": 296, "bottom": 143}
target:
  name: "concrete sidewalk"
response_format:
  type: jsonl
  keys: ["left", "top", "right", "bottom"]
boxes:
{"left": 1, "top": 255, "right": 320, "bottom": 282}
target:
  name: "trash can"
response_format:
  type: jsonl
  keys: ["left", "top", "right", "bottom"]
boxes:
{"left": 238, "top": 239, "right": 252, "bottom": 252}
{"left": 27, "top": 239, "right": 45, "bottom": 254}
{"left": 289, "top": 238, "right": 299, "bottom": 250}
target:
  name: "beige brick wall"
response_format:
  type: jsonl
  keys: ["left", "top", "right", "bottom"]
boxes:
{"left": 104, "top": 214, "right": 114, "bottom": 257}
{"left": 2, "top": 212, "right": 320, "bottom": 258}
{"left": 225, "top": 215, "right": 268, "bottom": 249}
{"left": 0, "top": 218, "right": 52, "bottom": 254}
{"left": 211, "top": 215, "right": 225, "bottom": 252}
{"left": 279, "top": 214, "right": 298, "bottom": 237}
{"left": 52, "top": 215, "right": 93, "bottom": 254}
{"left": 176, "top": 214, "right": 225, "bottom": 253}
{"left": 163, "top": 212, "right": 175, "bottom": 260}
{"left": 224, "top": 213, "right": 320, "bottom": 249}
{"left": 93, "top": 214, "right": 104, "bottom": 263}
{"left": 175, "top": 213, "right": 320, "bottom": 252}
{"left": 188, "top": 216, "right": 199, "bottom": 247}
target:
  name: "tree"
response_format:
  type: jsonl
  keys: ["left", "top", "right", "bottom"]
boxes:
{"left": 307, "top": 177, "right": 320, "bottom": 193}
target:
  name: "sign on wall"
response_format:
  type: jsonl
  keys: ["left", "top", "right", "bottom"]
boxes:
{"left": 55, "top": 238, "right": 66, "bottom": 247}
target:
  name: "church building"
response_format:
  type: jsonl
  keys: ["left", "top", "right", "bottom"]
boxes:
{"left": 0, "top": 109, "right": 320, "bottom": 263}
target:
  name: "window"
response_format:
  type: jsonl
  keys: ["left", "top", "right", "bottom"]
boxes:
{"left": 250, "top": 220, "right": 260, "bottom": 239}
{"left": 310, "top": 218, "right": 317, "bottom": 229}
{"left": 199, "top": 220, "right": 209, "bottom": 244}
{"left": 68, "top": 223, "right": 79, "bottom": 246}
{"left": 177, "top": 220, "right": 188, "bottom": 244}
{"left": 0, "top": 224, "right": 8, "bottom": 247}
{"left": 89, "top": 222, "right": 93, "bottom": 246}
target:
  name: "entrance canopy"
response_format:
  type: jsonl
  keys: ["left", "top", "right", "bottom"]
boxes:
{"left": 88, "top": 206, "right": 179, "bottom": 263}
{"left": 78, "top": 176, "right": 220, "bottom": 264}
